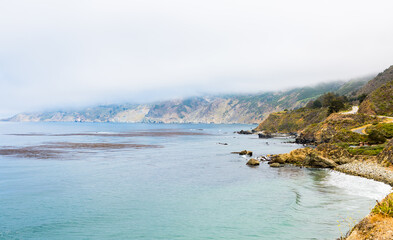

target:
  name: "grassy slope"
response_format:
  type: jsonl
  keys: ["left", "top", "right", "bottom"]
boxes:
{"left": 359, "top": 81, "right": 393, "bottom": 116}
{"left": 357, "top": 65, "right": 393, "bottom": 96}
{"left": 254, "top": 108, "right": 328, "bottom": 133}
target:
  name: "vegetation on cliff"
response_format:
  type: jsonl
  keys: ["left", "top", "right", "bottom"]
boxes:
{"left": 357, "top": 65, "right": 393, "bottom": 96}
{"left": 358, "top": 80, "right": 393, "bottom": 116}
{"left": 378, "top": 138, "right": 393, "bottom": 166}
{"left": 345, "top": 192, "right": 393, "bottom": 240}
{"left": 253, "top": 65, "right": 393, "bottom": 240}
{"left": 296, "top": 113, "right": 379, "bottom": 144}
{"left": 254, "top": 108, "right": 328, "bottom": 133}
{"left": 256, "top": 92, "right": 350, "bottom": 133}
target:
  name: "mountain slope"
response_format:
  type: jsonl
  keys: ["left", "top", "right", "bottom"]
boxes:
{"left": 358, "top": 80, "right": 393, "bottom": 116}
{"left": 6, "top": 80, "right": 367, "bottom": 124}
{"left": 357, "top": 65, "right": 393, "bottom": 116}
{"left": 357, "top": 65, "right": 393, "bottom": 96}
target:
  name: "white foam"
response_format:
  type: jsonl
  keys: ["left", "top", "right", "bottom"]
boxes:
{"left": 326, "top": 170, "right": 392, "bottom": 201}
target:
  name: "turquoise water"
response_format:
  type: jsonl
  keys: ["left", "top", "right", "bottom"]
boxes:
{"left": 0, "top": 122, "right": 390, "bottom": 240}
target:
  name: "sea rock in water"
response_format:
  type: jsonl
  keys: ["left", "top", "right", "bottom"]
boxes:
{"left": 237, "top": 130, "right": 253, "bottom": 135}
{"left": 246, "top": 158, "right": 260, "bottom": 166}
{"left": 239, "top": 150, "right": 252, "bottom": 156}
{"left": 269, "top": 163, "right": 282, "bottom": 168}
{"left": 258, "top": 156, "right": 270, "bottom": 161}
{"left": 239, "top": 150, "right": 248, "bottom": 155}
{"left": 258, "top": 133, "right": 272, "bottom": 139}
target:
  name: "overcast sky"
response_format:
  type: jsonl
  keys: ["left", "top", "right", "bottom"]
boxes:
{"left": 1, "top": 0, "right": 393, "bottom": 117}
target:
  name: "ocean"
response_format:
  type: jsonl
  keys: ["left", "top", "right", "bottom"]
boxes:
{"left": 0, "top": 122, "right": 390, "bottom": 240}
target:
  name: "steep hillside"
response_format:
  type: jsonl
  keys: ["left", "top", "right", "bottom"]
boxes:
{"left": 335, "top": 76, "right": 371, "bottom": 97}
{"left": 296, "top": 113, "right": 379, "bottom": 144}
{"left": 358, "top": 80, "right": 393, "bottom": 116}
{"left": 254, "top": 108, "right": 328, "bottom": 133}
{"left": 357, "top": 65, "right": 393, "bottom": 96}
{"left": 6, "top": 81, "right": 358, "bottom": 124}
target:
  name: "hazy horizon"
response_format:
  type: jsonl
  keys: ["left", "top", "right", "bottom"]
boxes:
{"left": 1, "top": 74, "right": 375, "bottom": 118}
{"left": 1, "top": 0, "right": 393, "bottom": 117}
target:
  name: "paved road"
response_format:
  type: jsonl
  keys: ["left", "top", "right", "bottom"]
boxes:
{"left": 350, "top": 116, "right": 393, "bottom": 135}
{"left": 341, "top": 106, "right": 359, "bottom": 115}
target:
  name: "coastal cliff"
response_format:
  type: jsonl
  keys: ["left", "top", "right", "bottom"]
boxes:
{"left": 6, "top": 79, "right": 367, "bottom": 124}
{"left": 251, "top": 65, "right": 393, "bottom": 239}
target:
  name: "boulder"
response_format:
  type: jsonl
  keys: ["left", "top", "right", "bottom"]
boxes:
{"left": 258, "top": 133, "right": 272, "bottom": 139}
{"left": 269, "top": 163, "right": 282, "bottom": 168}
{"left": 237, "top": 130, "right": 253, "bottom": 135}
{"left": 239, "top": 150, "right": 248, "bottom": 155}
{"left": 246, "top": 158, "right": 260, "bottom": 166}
{"left": 239, "top": 150, "right": 252, "bottom": 156}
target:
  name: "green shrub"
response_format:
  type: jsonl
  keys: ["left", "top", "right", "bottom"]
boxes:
{"left": 346, "top": 144, "right": 385, "bottom": 156}
{"left": 331, "top": 129, "right": 367, "bottom": 143}
{"left": 366, "top": 123, "right": 393, "bottom": 139}
{"left": 367, "top": 129, "right": 387, "bottom": 144}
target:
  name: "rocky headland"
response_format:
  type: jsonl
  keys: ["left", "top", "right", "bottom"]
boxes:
{"left": 241, "top": 65, "right": 393, "bottom": 239}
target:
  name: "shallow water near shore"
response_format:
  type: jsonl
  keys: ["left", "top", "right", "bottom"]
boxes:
{"left": 0, "top": 122, "right": 391, "bottom": 240}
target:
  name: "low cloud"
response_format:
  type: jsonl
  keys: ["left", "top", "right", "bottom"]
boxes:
{"left": 1, "top": 0, "right": 393, "bottom": 117}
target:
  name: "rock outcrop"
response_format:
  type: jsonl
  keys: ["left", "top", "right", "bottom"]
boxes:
{"left": 268, "top": 144, "right": 353, "bottom": 168}
{"left": 239, "top": 150, "right": 253, "bottom": 156}
{"left": 246, "top": 158, "right": 260, "bottom": 166}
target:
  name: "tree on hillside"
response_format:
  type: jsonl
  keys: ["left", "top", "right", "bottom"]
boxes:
{"left": 306, "top": 92, "right": 348, "bottom": 114}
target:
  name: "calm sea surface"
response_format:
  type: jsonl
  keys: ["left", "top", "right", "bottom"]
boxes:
{"left": 0, "top": 122, "right": 390, "bottom": 240}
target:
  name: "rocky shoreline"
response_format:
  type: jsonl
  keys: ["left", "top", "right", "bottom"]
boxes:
{"left": 238, "top": 140, "right": 393, "bottom": 240}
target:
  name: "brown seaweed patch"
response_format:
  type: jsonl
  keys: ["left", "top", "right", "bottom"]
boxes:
{"left": 8, "top": 131, "right": 209, "bottom": 137}
{"left": 0, "top": 147, "right": 63, "bottom": 159}
{"left": 0, "top": 142, "right": 162, "bottom": 159}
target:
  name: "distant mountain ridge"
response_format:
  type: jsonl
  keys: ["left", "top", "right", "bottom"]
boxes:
{"left": 6, "top": 78, "right": 370, "bottom": 124}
